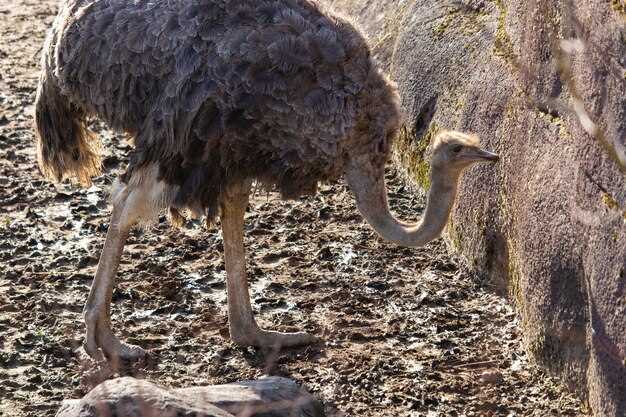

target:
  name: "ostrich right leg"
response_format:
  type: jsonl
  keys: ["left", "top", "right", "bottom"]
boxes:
{"left": 83, "top": 183, "right": 146, "bottom": 365}
{"left": 221, "top": 182, "right": 318, "bottom": 349}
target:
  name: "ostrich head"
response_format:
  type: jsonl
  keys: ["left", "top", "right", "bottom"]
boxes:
{"left": 346, "top": 129, "right": 498, "bottom": 248}
{"left": 430, "top": 131, "right": 499, "bottom": 174}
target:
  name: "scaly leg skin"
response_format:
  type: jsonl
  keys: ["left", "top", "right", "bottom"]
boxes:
{"left": 220, "top": 181, "right": 319, "bottom": 349}
{"left": 83, "top": 187, "right": 145, "bottom": 368}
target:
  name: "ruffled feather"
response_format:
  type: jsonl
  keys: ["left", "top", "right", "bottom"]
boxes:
{"left": 274, "top": 9, "right": 313, "bottom": 34}
{"left": 245, "top": 63, "right": 288, "bottom": 94}
{"left": 304, "top": 88, "right": 339, "bottom": 116}
{"left": 256, "top": 1, "right": 280, "bottom": 24}
{"left": 267, "top": 36, "right": 311, "bottom": 73}
{"left": 175, "top": 45, "right": 202, "bottom": 80}
{"left": 312, "top": 27, "right": 346, "bottom": 64}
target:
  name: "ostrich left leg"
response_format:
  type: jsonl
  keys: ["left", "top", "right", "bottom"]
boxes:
{"left": 84, "top": 168, "right": 168, "bottom": 365}
{"left": 83, "top": 185, "right": 145, "bottom": 365}
{"left": 221, "top": 182, "right": 318, "bottom": 349}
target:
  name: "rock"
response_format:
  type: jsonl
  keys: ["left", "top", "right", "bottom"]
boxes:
{"left": 55, "top": 376, "right": 324, "bottom": 417}
{"left": 328, "top": 0, "right": 625, "bottom": 416}
{"left": 479, "top": 369, "right": 504, "bottom": 385}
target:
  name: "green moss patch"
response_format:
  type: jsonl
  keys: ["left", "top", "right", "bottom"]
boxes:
{"left": 392, "top": 122, "right": 440, "bottom": 190}
{"left": 602, "top": 192, "right": 619, "bottom": 210}
{"left": 536, "top": 109, "right": 571, "bottom": 139}
{"left": 433, "top": 9, "right": 460, "bottom": 38}
{"left": 601, "top": 192, "right": 626, "bottom": 221}
{"left": 492, "top": 0, "right": 519, "bottom": 68}
{"left": 432, "top": 5, "right": 488, "bottom": 40}
{"left": 610, "top": 0, "right": 626, "bottom": 15}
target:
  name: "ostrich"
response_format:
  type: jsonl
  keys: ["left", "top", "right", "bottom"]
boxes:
{"left": 34, "top": 0, "right": 498, "bottom": 364}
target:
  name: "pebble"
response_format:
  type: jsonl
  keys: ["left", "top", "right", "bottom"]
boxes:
{"left": 479, "top": 369, "right": 504, "bottom": 384}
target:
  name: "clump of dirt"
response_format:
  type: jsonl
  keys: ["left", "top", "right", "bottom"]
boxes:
{"left": 0, "top": 2, "right": 584, "bottom": 417}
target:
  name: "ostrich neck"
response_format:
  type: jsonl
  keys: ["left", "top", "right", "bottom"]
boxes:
{"left": 347, "top": 164, "right": 461, "bottom": 248}
{"left": 398, "top": 166, "right": 459, "bottom": 246}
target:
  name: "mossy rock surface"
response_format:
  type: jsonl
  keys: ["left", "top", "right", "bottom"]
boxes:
{"left": 329, "top": 0, "right": 626, "bottom": 415}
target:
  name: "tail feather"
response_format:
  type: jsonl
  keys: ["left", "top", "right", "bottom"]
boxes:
{"left": 34, "top": 73, "right": 101, "bottom": 185}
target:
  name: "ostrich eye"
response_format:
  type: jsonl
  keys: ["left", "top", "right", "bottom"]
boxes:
{"left": 452, "top": 145, "right": 463, "bottom": 153}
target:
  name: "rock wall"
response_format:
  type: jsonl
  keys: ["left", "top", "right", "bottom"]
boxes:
{"left": 327, "top": 0, "right": 626, "bottom": 415}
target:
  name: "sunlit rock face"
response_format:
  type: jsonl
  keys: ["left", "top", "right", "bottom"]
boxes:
{"left": 327, "top": 0, "right": 626, "bottom": 415}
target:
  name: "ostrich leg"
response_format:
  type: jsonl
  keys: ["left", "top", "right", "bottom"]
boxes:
{"left": 83, "top": 186, "right": 145, "bottom": 365}
{"left": 221, "top": 182, "right": 318, "bottom": 348}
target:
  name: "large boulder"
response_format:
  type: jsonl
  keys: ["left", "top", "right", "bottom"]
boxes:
{"left": 328, "top": 0, "right": 626, "bottom": 415}
{"left": 56, "top": 376, "right": 324, "bottom": 417}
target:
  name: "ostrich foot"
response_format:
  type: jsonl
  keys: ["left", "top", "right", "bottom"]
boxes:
{"left": 84, "top": 336, "right": 146, "bottom": 366}
{"left": 84, "top": 314, "right": 146, "bottom": 366}
{"left": 231, "top": 327, "right": 319, "bottom": 349}
{"left": 101, "top": 338, "right": 146, "bottom": 365}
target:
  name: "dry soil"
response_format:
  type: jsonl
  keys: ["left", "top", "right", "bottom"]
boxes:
{"left": 0, "top": 1, "right": 585, "bottom": 416}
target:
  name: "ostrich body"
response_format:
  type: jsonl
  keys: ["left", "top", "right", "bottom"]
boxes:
{"left": 35, "top": 0, "right": 498, "bottom": 363}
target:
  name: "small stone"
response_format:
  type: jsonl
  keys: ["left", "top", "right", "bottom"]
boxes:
{"left": 479, "top": 369, "right": 503, "bottom": 384}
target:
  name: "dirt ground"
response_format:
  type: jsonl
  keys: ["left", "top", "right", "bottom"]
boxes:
{"left": 0, "top": 1, "right": 586, "bottom": 416}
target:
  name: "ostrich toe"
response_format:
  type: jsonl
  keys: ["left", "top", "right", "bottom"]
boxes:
{"left": 106, "top": 341, "right": 146, "bottom": 364}
{"left": 83, "top": 313, "right": 146, "bottom": 365}
{"left": 231, "top": 327, "right": 319, "bottom": 349}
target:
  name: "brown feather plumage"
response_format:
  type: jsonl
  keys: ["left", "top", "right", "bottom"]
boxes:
{"left": 34, "top": 0, "right": 401, "bottom": 222}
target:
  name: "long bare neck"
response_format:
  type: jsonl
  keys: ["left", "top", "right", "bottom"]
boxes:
{"left": 346, "top": 163, "right": 461, "bottom": 248}
{"left": 399, "top": 166, "right": 460, "bottom": 246}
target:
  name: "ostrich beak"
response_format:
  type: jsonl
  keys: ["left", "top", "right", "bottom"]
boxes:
{"left": 471, "top": 148, "right": 499, "bottom": 162}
